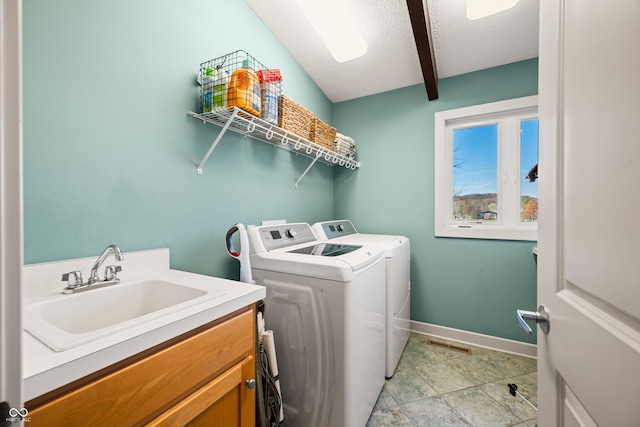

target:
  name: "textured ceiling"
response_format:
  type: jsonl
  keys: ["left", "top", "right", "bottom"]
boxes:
{"left": 245, "top": 0, "right": 539, "bottom": 103}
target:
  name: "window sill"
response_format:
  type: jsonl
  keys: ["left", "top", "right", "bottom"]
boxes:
{"left": 435, "top": 224, "right": 537, "bottom": 241}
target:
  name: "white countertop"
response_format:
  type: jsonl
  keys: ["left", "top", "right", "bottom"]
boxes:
{"left": 22, "top": 248, "right": 265, "bottom": 401}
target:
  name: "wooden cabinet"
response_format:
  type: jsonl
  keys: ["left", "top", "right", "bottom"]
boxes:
{"left": 26, "top": 306, "right": 256, "bottom": 426}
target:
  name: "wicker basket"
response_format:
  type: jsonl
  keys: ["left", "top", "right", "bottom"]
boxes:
{"left": 309, "top": 118, "right": 337, "bottom": 151}
{"left": 278, "top": 96, "right": 313, "bottom": 139}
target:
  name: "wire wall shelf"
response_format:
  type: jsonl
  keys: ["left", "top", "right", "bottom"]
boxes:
{"left": 188, "top": 108, "right": 361, "bottom": 187}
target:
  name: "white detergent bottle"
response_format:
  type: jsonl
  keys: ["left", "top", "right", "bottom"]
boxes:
{"left": 200, "top": 67, "right": 215, "bottom": 113}
{"left": 257, "top": 69, "right": 282, "bottom": 124}
{"left": 211, "top": 67, "right": 229, "bottom": 112}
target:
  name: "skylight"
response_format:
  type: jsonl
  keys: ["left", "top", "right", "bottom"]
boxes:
{"left": 294, "top": 0, "right": 367, "bottom": 63}
{"left": 466, "top": 0, "right": 520, "bottom": 20}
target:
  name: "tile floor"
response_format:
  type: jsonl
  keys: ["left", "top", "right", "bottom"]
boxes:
{"left": 366, "top": 333, "right": 537, "bottom": 427}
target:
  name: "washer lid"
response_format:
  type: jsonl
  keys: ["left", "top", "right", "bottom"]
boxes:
{"left": 250, "top": 243, "right": 384, "bottom": 281}
{"left": 288, "top": 243, "right": 362, "bottom": 257}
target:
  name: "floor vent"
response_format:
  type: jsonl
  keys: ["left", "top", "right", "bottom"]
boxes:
{"left": 428, "top": 339, "right": 472, "bottom": 355}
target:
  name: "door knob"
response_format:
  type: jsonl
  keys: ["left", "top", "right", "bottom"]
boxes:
{"left": 516, "top": 305, "right": 550, "bottom": 334}
{"left": 246, "top": 379, "right": 256, "bottom": 390}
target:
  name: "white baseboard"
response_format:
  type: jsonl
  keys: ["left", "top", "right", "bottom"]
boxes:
{"left": 410, "top": 320, "right": 537, "bottom": 359}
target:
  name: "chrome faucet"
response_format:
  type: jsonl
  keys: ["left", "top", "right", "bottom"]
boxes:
{"left": 62, "top": 244, "right": 124, "bottom": 294}
{"left": 88, "top": 244, "right": 124, "bottom": 284}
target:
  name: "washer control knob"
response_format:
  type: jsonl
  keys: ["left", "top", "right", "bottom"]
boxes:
{"left": 286, "top": 228, "right": 297, "bottom": 238}
{"left": 336, "top": 224, "right": 344, "bottom": 232}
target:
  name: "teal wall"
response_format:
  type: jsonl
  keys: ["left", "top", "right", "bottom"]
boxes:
{"left": 23, "top": 1, "right": 538, "bottom": 344}
{"left": 333, "top": 59, "right": 539, "bottom": 344}
{"left": 22, "top": 0, "right": 334, "bottom": 279}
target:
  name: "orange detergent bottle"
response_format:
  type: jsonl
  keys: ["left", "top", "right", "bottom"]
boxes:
{"left": 227, "top": 61, "right": 262, "bottom": 117}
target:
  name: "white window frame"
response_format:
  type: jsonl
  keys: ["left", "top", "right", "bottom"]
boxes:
{"left": 434, "top": 96, "right": 538, "bottom": 241}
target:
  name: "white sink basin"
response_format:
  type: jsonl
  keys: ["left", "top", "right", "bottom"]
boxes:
{"left": 24, "top": 279, "right": 217, "bottom": 352}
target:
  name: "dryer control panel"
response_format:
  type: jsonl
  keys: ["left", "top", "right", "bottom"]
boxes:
{"left": 257, "top": 223, "right": 317, "bottom": 251}
{"left": 318, "top": 220, "right": 357, "bottom": 239}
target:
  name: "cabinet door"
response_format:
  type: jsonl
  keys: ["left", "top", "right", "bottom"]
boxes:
{"left": 148, "top": 355, "right": 255, "bottom": 427}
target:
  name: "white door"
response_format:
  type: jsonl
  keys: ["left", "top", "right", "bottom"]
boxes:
{"left": 0, "top": 0, "right": 24, "bottom": 418}
{"left": 537, "top": 0, "right": 640, "bottom": 425}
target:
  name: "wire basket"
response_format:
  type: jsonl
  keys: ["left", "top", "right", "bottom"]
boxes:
{"left": 199, "top": 50, "right": 282, "bottom": 123}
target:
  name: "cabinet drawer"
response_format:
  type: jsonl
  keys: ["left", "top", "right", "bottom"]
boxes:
{"left": 28, "top": 308, "right": 254, "bottom": 426}
{"left": 148, "top": 355, "right": 255, "bottom": 426}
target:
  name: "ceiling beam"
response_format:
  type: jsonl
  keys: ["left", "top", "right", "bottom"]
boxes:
{"left": 406, "top": 0, "right": 439, "bottom": 100}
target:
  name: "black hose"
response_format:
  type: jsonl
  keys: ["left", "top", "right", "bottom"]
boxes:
{"left": 258, "top": 341, "right": 283, "bottom": 427}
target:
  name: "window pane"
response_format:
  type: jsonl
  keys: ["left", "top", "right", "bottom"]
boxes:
{"left": 452, "top": 125, "right": 498, "bottom": 222}
{"left": 521, "top": 118, "right": 539, "bottom": 222}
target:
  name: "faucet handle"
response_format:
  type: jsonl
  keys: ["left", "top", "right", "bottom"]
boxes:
{"left": 62, "top": 270, "right": 83, "bottom": 288}
{"left": 104, "top": 265, "right": 122, "bottom": 281}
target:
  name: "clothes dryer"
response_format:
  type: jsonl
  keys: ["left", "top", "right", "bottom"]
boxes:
{"left": 312, "top": 220, "right": 410, "bottom": 378}
{"left": 248, "top": 223, "right": 385, "bottom": 427}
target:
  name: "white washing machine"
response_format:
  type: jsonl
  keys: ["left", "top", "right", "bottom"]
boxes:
{"left": 248, "top": 222, "right": 385, "bottom": 427}
{"left": 312, "top": 220, "right": 410, "bottom": 378}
